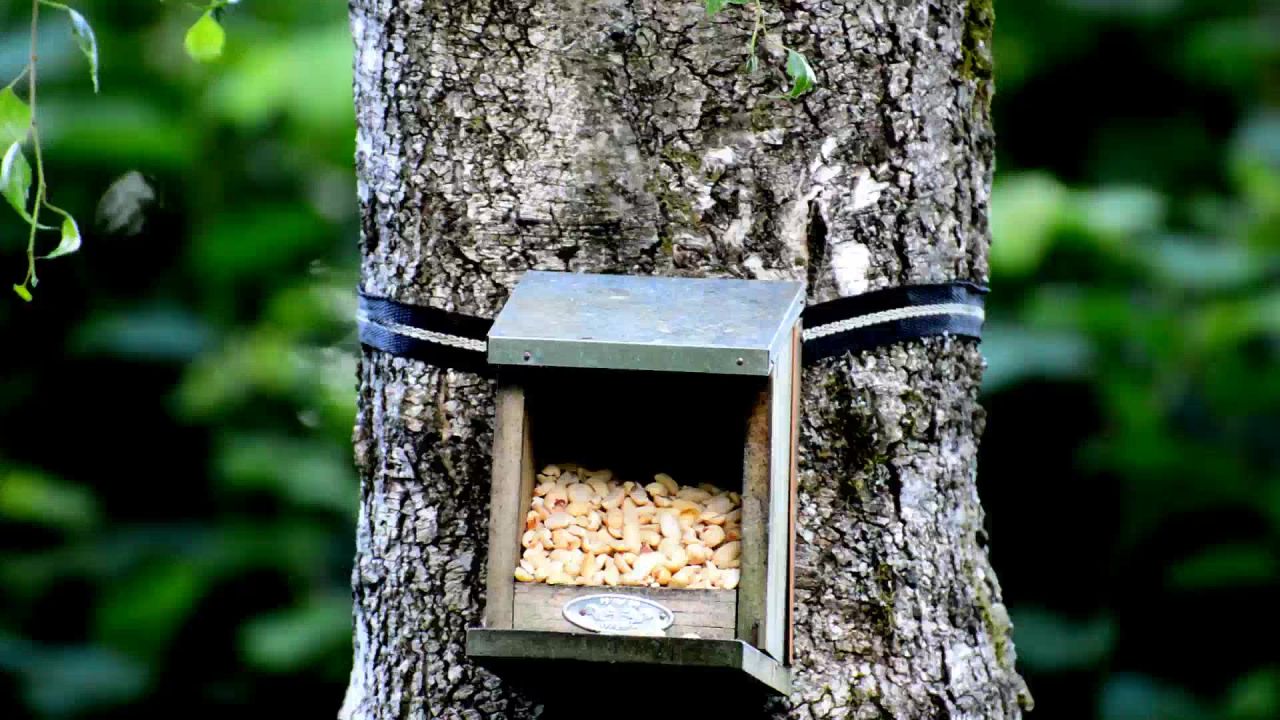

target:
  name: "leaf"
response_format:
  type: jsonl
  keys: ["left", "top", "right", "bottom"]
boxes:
{"left": 1009, "top": 607, "right": 1114, "bottom": 672}
{"left": 13, "top": 283, "right": 31, "bottom": 301}
{"left": 705, "top": 0, "right": 750, "bottom": 16}
{"left": 1, "top": 143, "right": 54, "bottom": 229}
{"left": 66, "top": 9, "right": 100, "bottom": 93}
{"left": 0, "top": 468, "right": 99, "bottom": 530}
{"left": 184, "top": 12, "right": 226, "bottom": 63}
{"left": 239, "top": 595, "right": 353, "bottom": 671}
{"left": 784, "top": 48, "right": 816, "bottom": 98}
{"left": 0, "top": 87, "right": 31, "bottom": 145}
{"left": 44, "top": 212, "right": 81, "bottom": 259}
{"left": 2, "top": 142, "right": 32, "bottom": 220}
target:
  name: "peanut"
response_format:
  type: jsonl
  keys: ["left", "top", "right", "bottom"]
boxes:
{"left": 602, "top": 486, "right": 626, "bottom": 509}
{"left": 677, "top": 487, "right": 712, "bottom": 503}
{"left": 686, "top": 543, "right": 710, "bottom": 565}
{"left": 700, "top": 525, "right": 726, "bottom": 549}
{"left": 656, "top": 566, "right": 672, "bottom": 586}
{"left": 514, "top": 463, "right": 748, "bottom": 592}
{"left": 658, "top": 511, "right": 681, "bottom": 540}
{"left": 663, "top": 546, "right": 688, "bottom": 573}
{"left": 705, "top": 495, "right": 733, "bottom": 515}
{"left": 545, "top": 512, "right": 573, "bottom": 530}
{"left": 629, "top": 486, "right": 651, "bottom": 506}
{"left": 712, "top": 541, "right": 741, "bottom": 569}
{"left": 720, "top": 568, "right": 741, "bottom": 590}
{"left": 654, "top": 473, "right": 678, "bottom": 495}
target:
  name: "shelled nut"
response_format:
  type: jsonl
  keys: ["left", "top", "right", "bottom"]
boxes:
{"left": 515, "top": 464, "right": 744, "bottom": 590}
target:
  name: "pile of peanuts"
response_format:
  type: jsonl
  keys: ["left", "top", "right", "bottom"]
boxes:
{"left": 516, "top": 464, "right": 742, "bottom": 590}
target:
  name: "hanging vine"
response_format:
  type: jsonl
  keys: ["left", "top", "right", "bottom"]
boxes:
{"left": 705, "top": 0, "right": 817, "bottom": 98}
{"left": 1, "top": 0, "right": 234, "bottom": 301}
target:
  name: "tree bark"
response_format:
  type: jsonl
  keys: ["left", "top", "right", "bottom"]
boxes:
{"left": 342, "top": 0, "right": 1031, "bottom": 718}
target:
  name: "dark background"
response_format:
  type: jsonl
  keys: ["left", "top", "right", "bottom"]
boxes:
{"left": 1, "top": 0, "right": 1276, "bottom": 718}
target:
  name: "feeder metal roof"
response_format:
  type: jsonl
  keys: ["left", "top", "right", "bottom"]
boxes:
{"left": 488, "top": 271, "right": 804, "bottom": 375}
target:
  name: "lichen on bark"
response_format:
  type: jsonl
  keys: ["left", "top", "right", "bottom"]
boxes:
{"left": 342, "top": 1, "right": 1029, "bottom": 717}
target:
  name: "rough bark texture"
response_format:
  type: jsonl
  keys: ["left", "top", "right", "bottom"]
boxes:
{"left": 342, "top": 0, "right": 1031, "bottom": 718}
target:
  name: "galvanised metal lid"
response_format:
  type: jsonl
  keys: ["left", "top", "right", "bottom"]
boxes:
{"left": 487, "top": 271, "right": 804, "bottom": 376}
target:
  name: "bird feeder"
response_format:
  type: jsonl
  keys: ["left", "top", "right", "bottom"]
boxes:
{"left": 466, "top": 271, "right": 802, "bottom": 696}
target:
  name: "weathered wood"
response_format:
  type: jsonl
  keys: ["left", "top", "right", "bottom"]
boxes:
{"left": 787, "top": 322, "right": 801, "bottom": 664}
{"left": 736, "top": 385, "right": 771, "bottom": 649}
{"left": 515, "top": 582, "right": 736, "bottom": 606}
{"left": 482, "top": 384, "right": 526, "bottom": 630}
{"left": 466, "top": 629, "right": 791, "bottom": 696}
{"left": 761, "top": 337, "right": 795, "bottom": 661}
{"left": 513, "top": 583, "right": 736, "bottom": 639}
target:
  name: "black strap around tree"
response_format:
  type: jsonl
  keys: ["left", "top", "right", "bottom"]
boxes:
{"left": 357, "top": 280, "right": 987, "bottom": 375}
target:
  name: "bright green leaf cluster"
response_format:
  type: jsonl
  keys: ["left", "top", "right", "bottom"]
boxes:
{"left": 185, "top": 12, "right": 226, "bottom": 63}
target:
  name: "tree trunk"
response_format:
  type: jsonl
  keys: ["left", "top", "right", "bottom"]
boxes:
{"left": 341, "top": 0, "right": 1031, "bottom": 718}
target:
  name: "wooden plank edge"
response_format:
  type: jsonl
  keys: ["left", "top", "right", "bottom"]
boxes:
{"left": 787, "top": 321, "right": 801, "bottom": 665}
{"left": 465, "top": 628, "right": 791, "bottom": 696}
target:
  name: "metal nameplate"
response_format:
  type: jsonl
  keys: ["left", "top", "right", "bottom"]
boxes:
{"left": 562, "top": 594, "right": 675, "bottom": 636}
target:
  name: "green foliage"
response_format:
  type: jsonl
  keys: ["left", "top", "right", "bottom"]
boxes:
{"left": 703, "top": 0, "right": 817, "bottom": 98}
{"left": 1, "top": 143, "right": 34, "bottom": 222}
{"left": 0, "top": 88, "right": 32, "bottom": 145}
{"left": 43, "top": 211, "right": 79, "bottom": 258}
{"left": 985, "top": 1, "right": 1280, "bottom": 717}
{"left": 783, "top": 49, "right": 815, "bottom": 98}
{"left": 64, "top": 8, "right": 99, "bottom": 93}
{"left": 0, "top": 0, "right": 356, "bottom": 715}
{"left": 184, "top": 12, "right": 225, "bottom": 64}
{"left": 3, "top": 0, "right": 239, "bottom": 300}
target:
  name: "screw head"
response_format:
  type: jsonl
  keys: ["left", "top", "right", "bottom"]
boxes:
{"left": 523, "top": 351, "right": 532, "bottom": 361}
{"left": 736, "top": 357, "right": 745, "bottom": 366}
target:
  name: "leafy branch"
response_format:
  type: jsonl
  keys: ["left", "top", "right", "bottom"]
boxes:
{"left": 2, "top": 0, "right": 232, "bottom": 301}
{"left": 705, "top": 0, "right": 817, "bottom": 98}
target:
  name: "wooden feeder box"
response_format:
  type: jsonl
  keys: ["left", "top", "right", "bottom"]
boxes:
{"left": 467, "top": 271, "right": 802, "bottom": 697}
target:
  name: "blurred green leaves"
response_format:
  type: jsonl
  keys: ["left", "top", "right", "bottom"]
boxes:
{"left": 1011, "top": 608, "right": 1114, "bottom": 673}
{"left": 987, "top": 3, "right": 1280, "bottom": 715}
{"left": 209, "top": 24, "right": 355, "bottom": 135}
{"left": 1, "top": 1, "right": 358, "bottom": 716}
{"left": 0, "top": 636, "right": 149, "bottom": 717}
{"left": 989, "top": 172, "right": 1068, "bottom": 275}
{"left": 239, "top": 594, "right": 351, "bottom": 672}
{"left": 0, "top": 467, "right": 99, "bottom": 532}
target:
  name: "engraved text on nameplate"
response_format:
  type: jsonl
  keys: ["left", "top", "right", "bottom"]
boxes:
{"left": 562, "top": 594, "right": 675, "bottom": 636}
